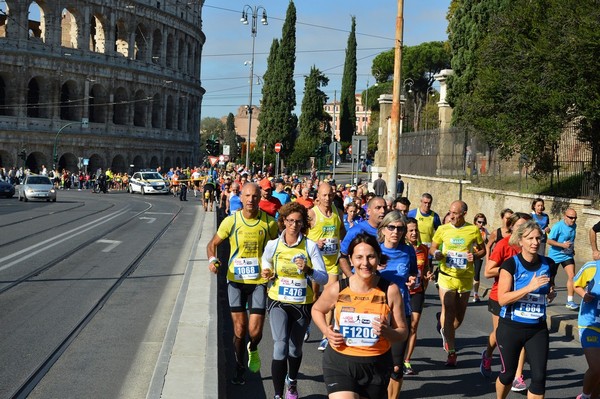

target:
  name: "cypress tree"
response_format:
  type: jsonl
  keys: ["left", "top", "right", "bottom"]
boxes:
{"left": 223, "top": 112, "right": 238, "bottom": 160}
{"left": 339, "top": 16, "right": 357, "bottom": 143}
{"left": 257, "top": 38, "right": 280, "bottom": 149}
{"left": 290, "top": 66, "right": 330, "bottom": 169}
{"left": 257, "top": 0, "right": 296, "bottom": 161}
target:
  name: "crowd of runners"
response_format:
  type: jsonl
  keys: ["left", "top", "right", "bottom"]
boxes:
{"left": 202, "top": 164, "right": 600, "bottom": 399}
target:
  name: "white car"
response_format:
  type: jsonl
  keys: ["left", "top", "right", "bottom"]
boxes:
{"left": 128, "top": 171, "right": 169, "bottom": 195}
{"left": 18, "top": 175, "right": 57, "bottom": 202}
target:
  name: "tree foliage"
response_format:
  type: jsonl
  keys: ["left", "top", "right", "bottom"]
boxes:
{"left": 223, "top": 113, "right": 238, "bottom": 160}
{"left": 447, "top": 0, "right": 600, "bottom": 173}
{"left": 256, "top": 1, "right": 297, "bottom": 161}
{"left": 339, "top": 16, "right": 357, "bottom": 143}
{"left": 290, "top": 66, "right": 330, "bottom": 169}
{"left": 369, "top": 42, "right": 450, "bottom": 130}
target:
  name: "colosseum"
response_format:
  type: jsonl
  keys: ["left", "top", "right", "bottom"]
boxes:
{"left": 0, "top": 0, "right": 205, "bottom": 174}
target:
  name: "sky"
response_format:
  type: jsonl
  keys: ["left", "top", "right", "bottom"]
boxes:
{"left": 200, "top": 0, "right": 452, "bottom": 119}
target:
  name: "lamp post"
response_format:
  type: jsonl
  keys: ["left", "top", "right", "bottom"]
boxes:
{"left": 240, "top": 4, "right": 268, "bottom": 170}
{"left": 363, "top": 80, "right": 369, "bottom": 134}
{"left": 53, "top": 121, "right": 84, "bottom": 170}
{"left": 425, "top": 87, "right": 436, "bottom": 130}
{"left": 401, "top": 78, "right": 413, "bottom": 134}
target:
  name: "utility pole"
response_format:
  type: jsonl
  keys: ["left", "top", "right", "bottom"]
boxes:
{"left": 387, "top": 0, "right": 404, "bottom": 197}
{"left": 332, "top": 90, "right": 337, "bottom": 181}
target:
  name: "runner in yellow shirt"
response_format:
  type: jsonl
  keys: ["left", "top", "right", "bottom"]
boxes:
{"left": 430, "top": 200, "right": 486, "bottom": 367}
{"left": 207, "top": 183, "right": 278, "bottom": 385}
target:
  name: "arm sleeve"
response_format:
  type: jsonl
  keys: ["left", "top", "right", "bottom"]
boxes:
{"left": 307, "top": 239, "right": 328, "bottom": 285}
{"left": 499, "top": 256, "right": 517, "bottom": 275}
{"left": 593, "top": 221, "right": 600, "bottom": 233}
{"left": 433, "top": 213, "right": 442, "bottom": 230}
{"left": 261, "top": 239, "right": 277, "bottom": 270}
{"left": 409, "top": 246, "right": 418, "bottom": 275}
{"left": 216, "top": 215, "right": 234, "bottom": 240}
{"left": 547, "top": 224, "right": 559, "bottom": 241}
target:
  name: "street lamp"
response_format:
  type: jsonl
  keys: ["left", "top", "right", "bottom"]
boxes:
{"left": 363, "top": 80, "right": 369, "bottom": 134}
{"left": 53, "top": 120, "right": 87, "bottom": 170}
{"left": 424, "top": 87, "right": 436, "bottom": 130}
{"left": 401, "top": 78, "right": 414, "bottom": 133}
{"left": 240, "top": 4, "right": 268, "bottom": 169}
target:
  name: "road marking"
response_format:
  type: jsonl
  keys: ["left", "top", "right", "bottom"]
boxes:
{"left": 0, "top": 209, "right": 129, "bottom": 272}
{"left": 97, "top": 239, "right": 122, "bottom": 253}
{"left": 144, "top": 212, "right": 173, "bottom": 215}
{"left": 140, "top": 217, "right": 156, "bottom": 223}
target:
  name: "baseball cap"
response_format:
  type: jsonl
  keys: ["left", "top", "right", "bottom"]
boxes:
{"left": 274, "top": 177, "right": 284, "bottom": 184}
{"left": 259, "top": 178, "right": 273, "bottom": 190}
{"left": 350, "top": 186, "right": 357, "bottom": 191}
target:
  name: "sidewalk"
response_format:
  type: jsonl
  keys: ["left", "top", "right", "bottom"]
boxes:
{"left": 146, "top": 209, "right": 219, "bottom": 399}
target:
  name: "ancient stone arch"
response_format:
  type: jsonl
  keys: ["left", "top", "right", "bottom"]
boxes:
{"left": 60, "top": 7, "right": 79, "bottom": 49}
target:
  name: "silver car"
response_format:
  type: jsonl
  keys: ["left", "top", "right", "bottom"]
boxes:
{"left": 18, "top": 175, "right": 57, "bottom": 202}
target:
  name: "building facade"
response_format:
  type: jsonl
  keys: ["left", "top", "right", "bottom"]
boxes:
{"left": 0, "top": 0, "right": 205, "bottom": 174}
{"left": 323, "top": 93, "right": 371, "bottom": 141}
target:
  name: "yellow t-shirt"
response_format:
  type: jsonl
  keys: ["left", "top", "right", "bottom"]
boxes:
{"left": 432, "top": 222, "right": 484, "bottom": 280}
{"left": 307, "top": 205, "right": 343, "bottom": 272}
{"left": 217, "top": 210, "right": 278, "bottom": 284}
{"left": 267, "top": 237, "right": 316, "bottom": 304}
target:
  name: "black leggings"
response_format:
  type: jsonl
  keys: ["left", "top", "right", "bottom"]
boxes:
{"left": 497, "top": 320, "right": 549, "bottom": 395}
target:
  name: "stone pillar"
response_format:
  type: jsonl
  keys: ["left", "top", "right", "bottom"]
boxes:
{"left": 371, "top": 94, "right": 394, "bottom": 190}
{"left": 434, "top": 69, "right": 455, "bottom": 175}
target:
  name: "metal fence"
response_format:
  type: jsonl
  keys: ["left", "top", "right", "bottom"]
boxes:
{"left": 397, "top": 125, "right": 599, "bottom": 198}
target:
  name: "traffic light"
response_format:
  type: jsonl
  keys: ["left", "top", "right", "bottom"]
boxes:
{"left": 213, "top": 140, "right": 220, "bottom": 155}
{"left": 206, "top": 139, "right": 214, "bottom": 155}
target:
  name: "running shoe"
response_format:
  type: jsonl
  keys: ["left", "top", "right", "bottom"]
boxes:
{"left": 318, "top": 338, "right": 329, "bottom": 351}
{"left": 285, "top": 375, "right": 299, "bottom": 399}
{"left": 472, "top": 294, "right": 481, "bottom": 303}
{"left": 445, "top": 351, "right": 457, "bottom": 367}
{"left": 566, "top": 301, "right": 579, "bottom": 310}
{"left": 247, "top": 342, "right": 261, "bottom": 373}
{"left": 231, "top": 366, "right": 245, "bottom": 385}
{"left": 511, "top": 375, "right": 527, "bottom": 392}
{"left": 274, "top": 396, "right": 283, "bottom": 399}
{"left": 440, "top": 327, "right": 449, "bottom": 352}
{"left": 480, "top": 350, "right": 492, "bottom": 377}
{"left": 304, "top": 326, "right": 310, "bottom": 342}
{"left": 403, "top": 361, "right": 415, "bottom": 375}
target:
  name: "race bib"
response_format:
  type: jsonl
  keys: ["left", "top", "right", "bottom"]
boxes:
{"left": 413, "top": 268, "right": 422, "bottom": 290}
{"left": 446, "top": 250, "right": 468, "bottom": 269}
{"left": 339, "top": 312, "right": 379, "bottom": 347}
{"left": 514, "top": 293, "right": 546, "bottom": 319}
{"left": 562, "top": 245, "right": 574, "bottom": 256}
{"left": 233, "top": 258, "right": 259, "bottom": 281}
{"left": 322, "top": 238, "right": 339, "bottom": 255}
{"left": 278, "top": 277, "right": 307, "bottom": 303}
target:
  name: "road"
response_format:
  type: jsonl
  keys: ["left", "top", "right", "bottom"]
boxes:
{"left": 0, "top": 189, "right": 203, "bottom": 399}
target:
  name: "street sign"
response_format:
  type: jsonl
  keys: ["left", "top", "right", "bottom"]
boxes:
{"left": 223, "top": 145, "right": 230, "bottom": 156}
{"left": 274, "top": 143, "right": 282, "bottom": 153}
{"left": 329, "top": 142, "right": 339, "bottom": 155}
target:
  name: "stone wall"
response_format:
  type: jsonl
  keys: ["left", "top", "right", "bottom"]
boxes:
{"left": 401, "top": 174, "right": 597, "bottom": 264}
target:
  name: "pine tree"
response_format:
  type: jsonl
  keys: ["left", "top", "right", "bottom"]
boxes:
{"left": 339, "top": 16, "right": 357, "bottom": 143}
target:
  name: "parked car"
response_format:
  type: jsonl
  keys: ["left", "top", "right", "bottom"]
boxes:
{"left": 128, "top": 171, "right": 169, "bottom": 195}
{"left": 0, "top": 180, "right": 15, "bottom": 198}
{"left": 18, "top": 175, "right": 57, "bottom": 202}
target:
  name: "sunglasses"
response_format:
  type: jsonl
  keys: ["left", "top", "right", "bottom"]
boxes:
{"left": 476, "top": 220, "right": 485, "bottom": 224}
{"left": 385, "top": 225, "right": 405, "bottom": 232}
{"left": 566, "top": 215, "right": 577, "bottom": 221}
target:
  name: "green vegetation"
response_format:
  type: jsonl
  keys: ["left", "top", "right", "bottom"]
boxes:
{"left": 339, "top": 16, "right": 357, "bottom": 143}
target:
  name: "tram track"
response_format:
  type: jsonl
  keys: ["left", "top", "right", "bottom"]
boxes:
{"left": 8, "top": 203, "right": 183, "bottom": 399}
{"left": 0, "top": 202, "right": 116, "bottom": 249}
